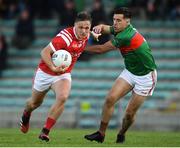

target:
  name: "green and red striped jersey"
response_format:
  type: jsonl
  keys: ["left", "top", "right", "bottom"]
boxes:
{"left": 110, "top": 24, "right": 157, "bottom": 76}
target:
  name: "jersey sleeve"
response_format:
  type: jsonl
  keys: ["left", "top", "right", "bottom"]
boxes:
{"left": 49, "top": 29, "right": 73, "bottom": 51}
{"left": 49, "top": 36, "right": 67, "bottom": 52}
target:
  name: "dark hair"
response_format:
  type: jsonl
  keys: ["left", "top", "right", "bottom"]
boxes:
{"left": 75, "top": 11, "right": 92, "bottom": 23}
{"left": 113, "top": 7, "right": 132, "bottom": 19}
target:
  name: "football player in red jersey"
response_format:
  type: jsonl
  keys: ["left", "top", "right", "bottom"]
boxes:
{"left": 20, "top": 11, "right": 92, "bottom": 142}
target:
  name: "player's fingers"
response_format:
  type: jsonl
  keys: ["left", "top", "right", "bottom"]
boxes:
{"left": 61, "top": 65, "right": 66, "bottom": 69}
{"left": 91, "top": 31, "right": 101, "bottom": 41}
{"left": 58, "top": 65, "right": 68, "bottom": 72}
{"left": 93, "top": 27, "right": 101, "bottom": 34}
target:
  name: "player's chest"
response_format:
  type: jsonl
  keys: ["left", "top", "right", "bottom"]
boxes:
{"left": 68, "top": 40, "right": 86, "bottom": 57}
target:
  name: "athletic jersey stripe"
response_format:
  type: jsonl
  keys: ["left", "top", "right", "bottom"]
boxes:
{"left": 64, "top": 29, "right": 72, "bottom": 38}
{"left": 73, "top": 27, "right": 78, "bottom": 39}
{"left": 57, "top": 34, "right": 70, "bottom": 46}
{"left": 120, "top": 32, "right": 145, "bottom": 54}
{"left": 49, "top": 42, "right": 56, "bottom": 52}
{"left": 61, "top": 31, "right": 72, "bottom": 42}
{"left": 131, "top": 32, "right": 144, "bottom": 49}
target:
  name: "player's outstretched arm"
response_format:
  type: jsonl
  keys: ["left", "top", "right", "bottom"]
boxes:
{"left": 91, "top": 24, "right": 111, "bottom": 42}
{"left": 93, "top": 24, "right": 111, "bottom": 34}
{"left": 91, "top": 31, "right": 102, "bottom": 42}
{"left": 85, "top": 41, "right": 116, "bottom": 53}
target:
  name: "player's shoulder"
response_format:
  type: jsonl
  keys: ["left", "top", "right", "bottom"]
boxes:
{"left": 63, "top": 27, "right": 74, "bottom": 35}
{"left": 116, "top": 24, "right": 136, "bottom": 39}
{"left": 56, "top": 27, "right": 74, "bottom": 38}
{"left": 54, "top": 27, "right": 74, "bottom": 47}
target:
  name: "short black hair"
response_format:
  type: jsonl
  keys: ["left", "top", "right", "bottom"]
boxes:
{"left": 75, "top": 11, "right": 92, "bottom": 23}
{"left": 113, "top": 7, "right": 132, "bottom": 19}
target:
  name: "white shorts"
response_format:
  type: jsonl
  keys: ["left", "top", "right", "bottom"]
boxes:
{"left": 118, "top": 69, "right": 157, "bottom": 96}
{"left": 33, "top": 68, "right": 72, "bottom": 92}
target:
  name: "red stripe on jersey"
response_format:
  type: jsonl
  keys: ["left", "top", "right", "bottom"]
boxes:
{"left": 121, "top": 32, "right": 144, "bottom": 54}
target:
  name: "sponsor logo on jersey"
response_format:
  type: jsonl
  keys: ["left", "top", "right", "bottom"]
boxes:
{"left": 71, "top": 42, "right": 83, "bottom": 48}
{"left": 71, "top": 52, "right": 81, "bottom": 58}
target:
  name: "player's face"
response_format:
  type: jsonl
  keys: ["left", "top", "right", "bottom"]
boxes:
{"left": 113, "top": 14, "right": 129, "bottom": 32}
{"left": 75, "top": 21, "right": 91, "bottom": 40}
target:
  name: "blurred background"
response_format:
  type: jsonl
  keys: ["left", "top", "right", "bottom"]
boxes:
{"left": 0, "top": 0, "right": 180, "bottom": 131}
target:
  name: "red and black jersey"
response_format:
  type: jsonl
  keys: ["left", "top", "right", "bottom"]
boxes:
{"left": 39, "top": 27, "right": 89, "bottom": 75}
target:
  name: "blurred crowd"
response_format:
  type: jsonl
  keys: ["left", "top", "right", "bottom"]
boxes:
{"left": 0, "top": 0, "right": 179, "bottom": 21}
{"left": 129, "top": 0, "right": 180, "bottom": 20}
{"left": 0, "top": 0, "right": 179, "bottom": 75}
{"left": 0, "top": 34, "right": 8, "bottom": 77}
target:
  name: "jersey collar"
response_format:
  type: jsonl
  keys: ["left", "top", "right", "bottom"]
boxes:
{"left": 73, "top": 27, "right": 79, "bottom": 40}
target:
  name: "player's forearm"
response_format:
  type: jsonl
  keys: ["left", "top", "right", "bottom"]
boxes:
{"left": 85, "top": 45, "right": 105, "bottom": 53}
{"left": 85, "top": 41, "right": 115, "bottom": 53}
{"left": 93, "top": 24, "right": 111, "bottom": 34}
{"left": 41, "top": 46, "right": 54, "bottom": 69}
{"left": 101, "top": 24, "right": 111, "bottom": 34}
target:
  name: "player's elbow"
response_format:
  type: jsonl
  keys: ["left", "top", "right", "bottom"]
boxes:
{"left": 40, "top": 50, "right": 47, "bottom": 60}
{"left": 40, "top": 46, "right": 50, "bottom": 58}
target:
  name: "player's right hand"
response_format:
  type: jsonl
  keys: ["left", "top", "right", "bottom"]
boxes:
{"left": 50, "top": 65, "right": 68, "bottom": 74}
{"left": 91, "top": 31, "right": 101, "bottom": 42}
{"left": 93, "top": 24, "right": 103, "bottom": 34}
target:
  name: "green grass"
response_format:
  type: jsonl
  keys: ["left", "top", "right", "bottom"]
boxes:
{"left": 0, "top": 128, "right": 180, "bottom": 147}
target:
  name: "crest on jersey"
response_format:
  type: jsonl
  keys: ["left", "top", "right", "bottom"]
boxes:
{"left": 72, "top": 42, "right": 83, "bottom": 48}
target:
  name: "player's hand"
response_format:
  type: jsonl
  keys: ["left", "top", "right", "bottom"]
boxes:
{"left": 91, "top": 31, "right": 101, "bottom": 42}
{"left": 93, "top": 25, "right": 103, "bottom": 34}
{"left": 91, "top": 25, "right": 103, "bottom": 41}
{"left": 50, "top": 64, "right": 68, "bottom": 74}
{"left": 58, "top": 65, "right": 68, "bottom": 73}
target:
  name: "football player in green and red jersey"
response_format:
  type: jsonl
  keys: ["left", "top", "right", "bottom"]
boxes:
{"left": 84, "top": 7, "right": 157, "bottom": 143}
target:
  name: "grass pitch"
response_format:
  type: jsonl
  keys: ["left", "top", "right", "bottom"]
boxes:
{"left": 0, "top": 128, "right": 180, "bottom": 147}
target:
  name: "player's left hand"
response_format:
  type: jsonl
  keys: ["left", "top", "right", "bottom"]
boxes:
{"left": 58, "top": 65, "right": 68, "bottom": 73}
{"left": 52, "top": 65, "right": 68, "bottom": 74}
{"left": 91, "top": 31, "right": 102, "bottom": 42}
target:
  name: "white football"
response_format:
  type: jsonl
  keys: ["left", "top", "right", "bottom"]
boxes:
{"left": 52, "top": 50, "right": 72, "bottom": 67}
